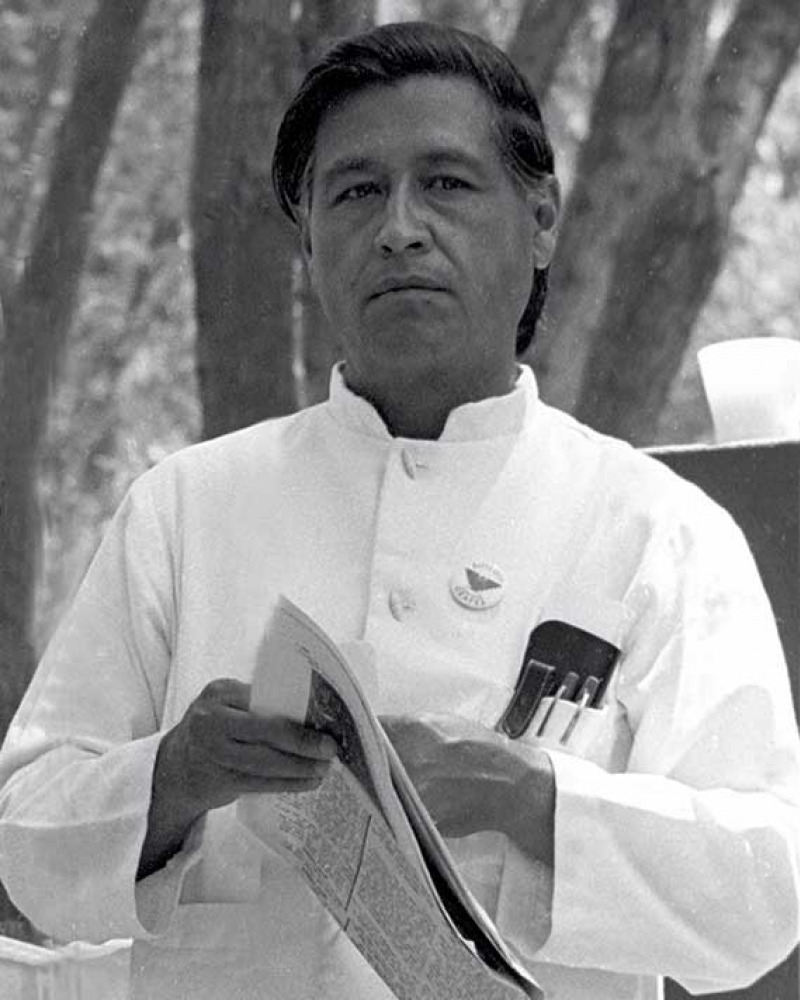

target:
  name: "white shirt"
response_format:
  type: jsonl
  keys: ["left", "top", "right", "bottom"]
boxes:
{"left": 1, "top": 365, "right": 798, "bottom": 1000}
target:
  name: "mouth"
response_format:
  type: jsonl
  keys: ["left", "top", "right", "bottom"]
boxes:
{"left": 368, "top": 277, "right": 448, "bottom": 301}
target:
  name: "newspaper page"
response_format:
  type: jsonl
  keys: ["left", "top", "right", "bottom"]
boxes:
{"left": 237, "top": 595, "right": 542, "bottom": 1000}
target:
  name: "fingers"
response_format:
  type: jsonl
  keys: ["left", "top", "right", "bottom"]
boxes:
{"left": 191, "top": 679, "right": 338, "bottom": 761}
{"left": 214, "top": 738, "right": 332, "bottom": 781}
{"left": 150, "top": 678, "right": 342, "bottom": 831}
{"left": 233, "top": 773, "right": 327, "bottom": 796}
{"left": 173, "top": 679, "right": 339, "bottom": 814}
{"left": 230, "top": 715, "right": 339, "bottom": 762}
{"left": 200, "top": 677, "right": 252, "bottom": 710}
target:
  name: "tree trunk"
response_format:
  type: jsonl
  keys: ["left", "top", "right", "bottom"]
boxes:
{"left": 192, "top": 0, "right": 300, "bottom": 438}
{"left": 531, "top": 0, "right": 713, "bottom": 415}
{"left": 507, "top": 0, "right": 588, "bottom": 99}
{"left": 0, "top": 0, "right": 152, "bottom": 937}
{"left": 1, "top": 2, "right": 71, "bottom": 278}
{"left": 533, "top": 0, "right": 800, "bottom": 444}
{"left": 296, "top": 0, "right": 373, "bottom": 61}
{"left": 576, "top": 0, "right": 800, "bottom": 442}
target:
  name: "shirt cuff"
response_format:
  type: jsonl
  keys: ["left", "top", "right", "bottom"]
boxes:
{"left": 533, "top": 748, "right": 611, "bottom": 968}
{"left": 495, "top": 839, "right": 554, "bottom": 961}
{"left": 134, "top": 816, "right": 205, "bottom": 936}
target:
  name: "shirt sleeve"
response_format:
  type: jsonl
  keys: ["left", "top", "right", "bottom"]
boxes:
{"left": 533, "top": 500, "right": 800, "bottom": 991}
{"left": 0, "top": 473, "right": 200, "bottom": 943}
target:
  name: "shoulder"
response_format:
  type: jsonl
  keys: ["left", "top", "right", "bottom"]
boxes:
{"left": 535, "top": 402, "right": 743, "bottom": 545}
{"left": 127, "top": 403, "right": 326, "bottom": 510}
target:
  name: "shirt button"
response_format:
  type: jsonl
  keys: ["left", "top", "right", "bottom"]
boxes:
{"left": 388, "top": 588, "right": 416, "bottom": 621}
{"left": 400, "top": 448, "right": 417, "bottom": 479}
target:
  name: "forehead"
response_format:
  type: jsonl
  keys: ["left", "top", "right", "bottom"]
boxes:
{"left": 311, "top": 75, "right": 501, "bottom": 178}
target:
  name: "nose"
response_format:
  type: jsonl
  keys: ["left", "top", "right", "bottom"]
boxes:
{"left": 375, "top": 183, "right": 430, "bottom": 256}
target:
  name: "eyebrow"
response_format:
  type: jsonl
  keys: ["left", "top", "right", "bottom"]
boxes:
{"left": 318, "top": 156, "right": 380, "bottom": 191}
{"left": 421, "top": 148, "right": 487, "bottom": 173}
{"left": 317, "top": 147, "right": 488, "bottom": 191}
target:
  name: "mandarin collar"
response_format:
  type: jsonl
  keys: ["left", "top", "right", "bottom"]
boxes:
{"left": 326, "top": 363, "right": 539, "bottom": 443}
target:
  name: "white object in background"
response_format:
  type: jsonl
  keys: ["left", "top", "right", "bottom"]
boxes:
{"left": 698, "top": 337, "right": 800, "bottom": 443}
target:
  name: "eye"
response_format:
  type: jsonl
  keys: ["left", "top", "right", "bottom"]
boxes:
{"left": 333, "top": 181, "right": 381, "bottom": 205}
{"left": 426, "top": 175, "right": 471, "bottom": 192}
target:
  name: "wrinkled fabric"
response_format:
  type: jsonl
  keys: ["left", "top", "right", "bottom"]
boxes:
{"left": 1, "top": 365, "right": 798, "bottom": 1000}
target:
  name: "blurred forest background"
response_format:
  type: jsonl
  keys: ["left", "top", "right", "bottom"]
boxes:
{"left": 1, "top": 0, "right": 799, "bottom": 938}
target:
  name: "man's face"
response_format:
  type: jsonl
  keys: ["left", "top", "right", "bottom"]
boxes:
{"left": 302, "top": 74, "right": 557, "bottom": 407}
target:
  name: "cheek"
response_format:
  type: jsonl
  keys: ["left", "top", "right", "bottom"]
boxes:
{"left": 311, "top": 231, "right": 362, "bottom": 289}
{"left": 488, "top": 222, "right": 536, "bottom": 299}
{"left": 455, "top": 205, "right": 533, "bottom": 279}
{"left": 308, "top": 245, "right": 344, "bottom": 301}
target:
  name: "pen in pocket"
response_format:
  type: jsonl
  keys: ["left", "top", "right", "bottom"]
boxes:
{"left": 535, "top": 670, "right": 580, "bottom": 738}
{"left": 559, "top": 675, "right": 600, "bottom": 745}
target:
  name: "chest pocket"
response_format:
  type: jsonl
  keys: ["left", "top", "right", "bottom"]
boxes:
{"left": 511, "top": 591, "right": 633, "bottom": 772}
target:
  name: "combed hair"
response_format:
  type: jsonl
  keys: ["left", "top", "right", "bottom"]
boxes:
{"left": 273, "top": 21, "right": 557, "bottom": 352}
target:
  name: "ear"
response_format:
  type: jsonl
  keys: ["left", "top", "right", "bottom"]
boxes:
{"left": 527, "top": 175, "right": 560, "bottom": 269}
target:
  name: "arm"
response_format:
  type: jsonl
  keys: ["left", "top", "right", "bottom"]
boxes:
{"left": 382, "top": 712, "right": 556, "bottom": 955}
{"left": 386, "top": 508, "right": 800, "bottom": 989}
{"left": 138, "top": 679, "right": 335, "bottom": 880}
{"left": 0, "top": 483, "right": 171, "bottom": 943}
{"left": 0, "top": 475, "right": 335, "bottom": 941}
{"left": 535, "top": 542, "right": 800, "bottom": 990}
{"left": 545, "top": 505, "right": 800, "bottom": 991}
{"left": 381, "top": 713, "right": 555, "bottom": 874}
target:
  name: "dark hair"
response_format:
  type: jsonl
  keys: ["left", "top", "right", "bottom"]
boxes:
{"left": 273, "top": 21, "right": 556, "bottom": 353}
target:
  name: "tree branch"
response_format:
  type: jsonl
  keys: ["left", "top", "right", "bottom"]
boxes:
{"left": 701, "top": 0, "right": 800, "bottom": 206}
{"left": 507, "top": 0, "right": 588, "bottom": 99}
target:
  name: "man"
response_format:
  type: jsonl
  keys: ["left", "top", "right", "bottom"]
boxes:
{"left": 1, "top": 20, "right": 798, "bottom": 1000}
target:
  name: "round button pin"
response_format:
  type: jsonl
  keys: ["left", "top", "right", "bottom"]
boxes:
{"left": 449, "top": 561, "right": 506, "bottom": 610}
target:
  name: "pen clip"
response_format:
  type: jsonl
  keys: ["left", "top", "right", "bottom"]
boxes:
{"left": 497, "top": 659, "right": 556, "bottom": 739}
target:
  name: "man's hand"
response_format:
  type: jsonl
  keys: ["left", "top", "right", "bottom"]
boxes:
{"left": 138, "top": 679, "right": 337, "bottom": 879}
{"left": 382, "top": 713, "right": 555, "bottom": 869}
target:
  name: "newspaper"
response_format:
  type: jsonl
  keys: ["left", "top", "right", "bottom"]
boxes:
{"left": 237, "top": 595, "right": 542, "bottom": 1000}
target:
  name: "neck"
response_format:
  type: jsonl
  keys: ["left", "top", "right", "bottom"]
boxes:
{"left": 344, "top": 365, "right": 519, "bottom": 440}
